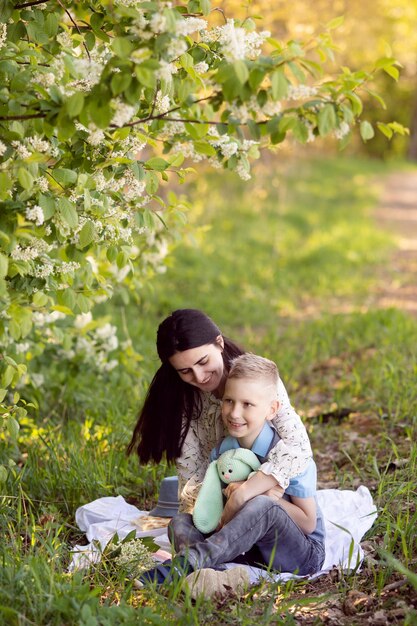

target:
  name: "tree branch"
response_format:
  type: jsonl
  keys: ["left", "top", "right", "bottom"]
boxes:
{"left": 14, "top": 0, "right": 51, "bottom": 8}
{"left": 0, "top": 113, "right": 46, "bottom": 121}
{"left": 56, "top": 0, "right": 91, "bottom": 61}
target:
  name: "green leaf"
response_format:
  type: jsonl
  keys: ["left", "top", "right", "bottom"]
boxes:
{"left": 57, "top": 198, "right": 78, "bottom": 228}
{"left": 180, "top": 53, "right": 194, "bottom": 70}
{"left": 39, "top": 194, "right": 56, "bottom": 219}
{"left": 111, "top": 72, "right": 132, "bottom": 95}
{"left": 106, "top": 247, "right": 118, "bottom": 262}
{"left": 53, "top": 168, "right": 78, "bottom": 187}
{"left": 18, "top": 168, "right": 34, "bottom": 191}
{"left": 77, "top": 294, "right": 91, "bottom": 314}
{"left": 112, "top": 37, "right": 134, "bottom": 58}
{"left": 146, "top": 171, "right": 159, "bottom": 194}
{"left": 66, "top": 92, "right": 85, "bottom": 118}
{"left": 0, "top": 466, "right": 7, "bottom": 484}
{"left": 135, "top": 67, "right": 156, "bottom": 89}
{"left": 249, "top": 68, "right": 265, "bottom": 90}
{"left": 318, "top": 104, "right": 337, "bottom": 136}
{"left": 33, "top": 291, "right": 48, "bottom": 307}
{"left": 45, "top": 13, "right": 59, "bottom": 37}
{"left": 0, "top": 253, "right": 8, "bottom": 278}
{"left": 200, "top": 0, "right": 211, "bottom": 15}
{"left": 78, "top": 221, "right": 96, "bottom": 249}
{"left": 145, "top": 157, "right": 170, "bottom": 171}
{"left": 326, "top": 16, "right": 344, "bottom": 30}
{"left": 193, "top": 141, "right": 217, "bottom": 157}
{"left": 383, "top": 65, "right": 399, "bottom": 80}
{"left": 7, "top": 417, "right": 20, "bottom": 440}
{"left": 0, "top": 173, "right": 13, "bottom": 200}
{"left": 0, "top": 389, "right": 7, "bottom": 402}
{"left": 247, "top": 120, "right": 261, "bottom": 141}
{"left": 234, "top": 60, "right": 249, "bottom": 85}
{"left": 345, "top": 91, "right": 363, "bottom": 115}
{"left": 85, "top": 31, "right": 95, "bottom": 51}
{"left": 61, "top": 288, "right": 76, "bottom": 311}
{"left": 360, "top": 121, "right": 375, "bottom": 141}
{"left": 2, "top": 365, "right": 15, "bottom": 387}
{"left": 271, "top": 70, "right": 288, "bottom": 100}
{"left": 377, "top": 122, "right": 393, "bottom": 139}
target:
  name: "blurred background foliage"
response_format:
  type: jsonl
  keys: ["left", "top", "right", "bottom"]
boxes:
{"left": 214, "top": 0, "right": 417, "bottom": 159}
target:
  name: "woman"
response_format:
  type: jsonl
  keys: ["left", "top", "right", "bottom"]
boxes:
{"left": 128, "top": 309, "right": 312, "bottom": 513}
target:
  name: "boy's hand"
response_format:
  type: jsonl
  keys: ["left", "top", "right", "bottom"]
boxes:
{"left": 223, "top": 481, "right": 245, "bottom": 499}
{"left": 217, "top": 487, "right": 246, "bottom": 529}
{"left": 264, "top": 484, "right": 285, "bottom": 503}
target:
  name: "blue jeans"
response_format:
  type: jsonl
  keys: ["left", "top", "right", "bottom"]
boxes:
{"left": 169, "top": 495, "right": 325, "bottom": 576}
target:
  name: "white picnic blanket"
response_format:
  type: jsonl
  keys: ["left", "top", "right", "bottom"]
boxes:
{"left": 69, "top": 486, "right": 377, "bottom": 583}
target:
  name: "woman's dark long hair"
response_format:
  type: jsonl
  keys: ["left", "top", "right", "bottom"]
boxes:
{"left": 127, "top": 309, "right": 244, "bottom": 464}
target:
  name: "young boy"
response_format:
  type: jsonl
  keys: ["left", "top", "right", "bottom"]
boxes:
{"left": 140, "top": 354, "right": 325, "bottom": 585}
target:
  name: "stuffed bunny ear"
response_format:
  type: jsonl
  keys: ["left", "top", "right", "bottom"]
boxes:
{"left": 230, "top": 448, "right": 261, "bottom": 472}
{"left": 192, "top": 461, "right": 224, "bottom": 534}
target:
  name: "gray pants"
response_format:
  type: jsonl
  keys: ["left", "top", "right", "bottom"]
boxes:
{"left": 169, "top": 495, "right": 325, "bottom": 576}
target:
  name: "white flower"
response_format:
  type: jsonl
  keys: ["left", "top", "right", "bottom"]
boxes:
{"left": 86, "top": 256, "right": 99, "bottom": 274}
{"left": 114, "top": 539, "right": 156, "bottom": 577}
{"left": 70, "top": 59, "right": 104, "bottom": 92}
{"left": 74, "top": 312, "right": 93, "bottom": 328}
{"left": 36, "top": 177, "right": 49, "bottom": 191}
{"left": 15, "top": 342, "right": 30, "bottom": 354}
{"left": 12, "top": 141, "right": 31, "bottom": 159}
{"left": 0, "top": 23, "right": 7, "bottom": 50}
{"left": 194, "top": 61, "right": 209, "bottom": 74}
{"left": 26, "top": 205, "right": 45, "bottom": 226}
{"left": 149, "top": 13, "right": 167, "bottom": 34}
{"left": 95, "top": 323, "right": 117, "bottom": 341}
{"left": 0, "top": 140, "right": 7, "bottom": 156}
{"left": 210, "top": 135, "right": 238, "bottom": 159}
{"left": 86, "top": 124, "right": 105, "bottom": 146}
{"left": 305, "top": 121, "right": 316, "bottom": 143}
{"left": 156, "top": 60, "right": 178, "bottom": 82}
{"left": 32, "top": 311, "right": 66, "bottom": 326}
{"left": 166, "top": 38, "right": 187, "bottom": 61}
{"left": 31, "top": 373, "right": 45, "bottom": 388}
{"left": 28, "top": 136, "right": 50, "bottom": 153}
{"left": 155, "top": 91, "right": 170, "bottom": 114}
{"left": 235, "top": 160, "right": 251, "bottom": 181}
{"left": 59, "top": 261, "right": 81, "bottom": 275}
{"left": 11, "top": 237, "right": 53, "bottom": 261}
{"left": 102, "top": 359, "right": 118, "bottom": 372}
{"left": 175, "top": 17, "right": 207, "bottom": 36}
{"left": 56, "top": 31, "right": 72, "bottom": 48}
{"left": 287, "top": 85, "right": 318, "bottom": 100}
{"left": 32, "top": 259, "right": 55, "bottom": 278}
{"left": 202, "top": 20, "right": 268, "bottom": 62}
{"left": 334, "top": 121, "right": 350, "bottom": 140}
{"left": 34, "top": 72, "right": 56, "bottom": 88}
{"left": 111, "top": 100, "right": 136, "bottom": 127}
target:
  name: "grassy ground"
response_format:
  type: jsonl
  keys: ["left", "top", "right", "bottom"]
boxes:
{"left": 1, "top": 153, "right": 417, "bottom": 624}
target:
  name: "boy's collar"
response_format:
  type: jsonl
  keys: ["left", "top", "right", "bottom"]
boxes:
{"left": 250, "top": 421, "right": 275, "bottom": 457}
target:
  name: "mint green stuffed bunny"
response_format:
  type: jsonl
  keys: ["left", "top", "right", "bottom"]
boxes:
{"left": 192, "top": 448, "right": 261, "bottom": 534}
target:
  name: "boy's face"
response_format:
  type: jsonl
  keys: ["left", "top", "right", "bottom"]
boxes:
{"left": 221, "top": 376, "right": 278, "bottom": 449}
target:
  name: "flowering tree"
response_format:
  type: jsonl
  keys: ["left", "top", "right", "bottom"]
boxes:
{"left": 0, "top": 0, "right": 404, "bottom": 474}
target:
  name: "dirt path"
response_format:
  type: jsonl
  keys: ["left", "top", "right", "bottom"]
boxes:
{"left": 373, "top": 170, "right": 417, "bottom": 314}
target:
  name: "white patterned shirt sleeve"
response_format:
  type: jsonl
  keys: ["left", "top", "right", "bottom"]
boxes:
{"left": 175, "top": 393, "right": 225, "bottom": 513}
{"left": 260, "top": 377, "right": 312, "bottom": 488}
{"left": 175, "top": 379, "right": 311, "bottom": 511}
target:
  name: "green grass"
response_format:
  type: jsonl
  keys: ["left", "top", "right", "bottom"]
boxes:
{"left": 2, "top": 154, "right": 417, "bottom": 624}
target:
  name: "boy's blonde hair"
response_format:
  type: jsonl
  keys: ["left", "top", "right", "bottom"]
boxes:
{"left": 228, "top": 353, "right": 279, "bottom": 393}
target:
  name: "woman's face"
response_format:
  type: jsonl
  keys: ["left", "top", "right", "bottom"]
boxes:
{"left": 169, "top": 336, "right": 225, "bottom": 393}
